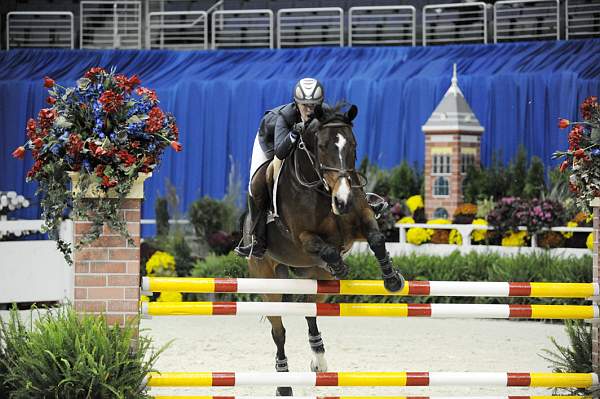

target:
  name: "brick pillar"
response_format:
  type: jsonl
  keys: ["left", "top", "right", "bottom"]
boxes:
{"left": 593, "top": 201, "right": 600, "bottom": 371}
{"left": 73, "top": 198, "right": 141, "bottom": 327}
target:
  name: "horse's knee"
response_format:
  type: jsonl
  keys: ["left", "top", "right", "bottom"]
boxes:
{"left": 367, "top": 231, "right": 385, "bottom": 248}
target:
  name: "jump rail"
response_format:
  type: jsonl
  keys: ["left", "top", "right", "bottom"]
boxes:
{"left": 141, "top": 277, "right": 598, "bottom": 298}
{"left": 141, "top": 302, "right": 598, "bottom": 319}
{"left": 145, "top": 371, "right": 598, "bottom": 387}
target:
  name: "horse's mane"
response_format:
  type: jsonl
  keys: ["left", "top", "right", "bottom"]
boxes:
{"left": 319, "top": 101, "right": 354, "bottom": 125}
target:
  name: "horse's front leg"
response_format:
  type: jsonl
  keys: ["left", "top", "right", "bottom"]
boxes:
{"left": 360, "top": 207, "right": 405, "bottom": 292}
{"left": 298, "top": 231, "right": 348, "bottom": 278}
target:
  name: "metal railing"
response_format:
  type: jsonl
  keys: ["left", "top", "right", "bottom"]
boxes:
{"left": 147, "top": 11, "right": 208, "bottom": 49}
{"left": 566, "top": 0, "right": 600, "bottom": 40}
{"left": 348, "top": 6, "right": 416, "bottom": 47}
{"left": 212, "top": 10, "right": 274, "bottom": 49}
{"left": 277, "top": 7, "right": 344, "bottom": 48}
{"left": 423, "top": 2, "right": 488, "bottom": 46}
{"left": 6, "top": 12, "right": 74, "bottom": 50}
{"left": 80, "top": 1, "right": 142, "bottom": 49}
{"left": 494, "top": 0, "right": 560, "bottom": 42}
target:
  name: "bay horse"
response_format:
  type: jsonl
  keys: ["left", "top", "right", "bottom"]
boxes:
{"left": 243, "top": 103, "right": 404, "bottom": 396}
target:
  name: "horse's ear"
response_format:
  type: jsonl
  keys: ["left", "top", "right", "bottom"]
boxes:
{"left": 345, "top": 105, "right": 358, "bottom": 122}
{"left": 314, "top": 104, "right": 324, "bottom": 120}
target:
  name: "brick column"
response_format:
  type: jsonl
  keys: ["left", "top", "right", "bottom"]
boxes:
{"left": 73, "top": 198, "right": 141, "bottom": 327}
{"left": 593, "top": 200, "right": 600, "bottom": 371}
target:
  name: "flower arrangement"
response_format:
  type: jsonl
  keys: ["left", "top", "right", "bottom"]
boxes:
{"left": 553, "top": 96, "right": 600, "bottom": 212}
{"left": 406, "top": 227, "right": 432, "bottom": 245}
{"left": 587, "top": 232, "right": 594, "bottom": 250}
{"left": 449, "top": 229, "right": 462, "bottom": 245}
{"left": 487, "top": 197, "right": 565, "bottom": 237}
{"left": 12, "top": 67, "right": 182, "bottom": 263}
{"left": 452, "top": 203, "right": 477, "bottom": 224}
{"left": 0, "top": 191, "right": 30, "bottom": 217}
{"left": 145, "top": 250, "right": 176, "bottom": 276}
{"left": 502, "top": 231, "right": 528, "bottom": 247}
{"left": 427, "top": 218, "right": 451, "bottom": 244}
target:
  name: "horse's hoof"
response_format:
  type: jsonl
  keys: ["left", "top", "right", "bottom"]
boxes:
{"left": 310, "top": 357, "right": 328, "bottom": 372}
{"left": 383, "top": 269, "right": 405, "bottom": 292}
{"left": 276, "top": 387, "right": 293, "bottom": 396}
{"left": 330, "top": 261, "right": 349, "bottom": 279}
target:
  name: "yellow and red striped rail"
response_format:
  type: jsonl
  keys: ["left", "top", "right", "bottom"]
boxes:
{"left": 141, "top": 301, "right": 598, "bottom": 319}
{"left": 142, "top": 277, "right": 598, "bottom": 298}
{"left": 145, "top": 371, "right": 598, "bottom": 388}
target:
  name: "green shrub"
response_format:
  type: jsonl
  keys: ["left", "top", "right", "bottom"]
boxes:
{"left": 540, "top": 320, "right": 595, "bottom": 396}
{"left": 155, "top": 197, "right": 169, "bottom": 237}
{"left": 0, "top": 306, "right": 165, "bottom": 398}
{"left": 388, "top": 161, "right": 422, "bottom": 200}
{"left": 524, "top": 156, "right": 546, "bottom": 199}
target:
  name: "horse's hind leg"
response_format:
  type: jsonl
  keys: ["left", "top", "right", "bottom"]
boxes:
{"left": 249, "top": 257, "right": 293, "bottom": 396}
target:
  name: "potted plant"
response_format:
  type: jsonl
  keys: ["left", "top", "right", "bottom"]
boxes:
{"left": 12, "top": 67, "right": 182, "bottom": 264}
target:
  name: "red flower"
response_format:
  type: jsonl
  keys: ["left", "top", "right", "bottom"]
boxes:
{"left": 170, "top": 141, "right": 183, "bottom": 152}
{"left": 581, "top": 96, "right": 598, "bottom": 120}
{"left": 26, "top": 118, "right": 37, "bottom": 140}
{"left": 98, "top": 90, "right": 124, "bottom": 113}
{"left": 94, "top": 146, "right": 108, "bottom": 157}
{"left": 38, "top": 108, "right": 56, "bottom": 129}
{"left": 136, "top": 87, "right": 157, "bottom": 103}
{"left": 95, "top": 164, "right": 105, "bottom": 177}
{"left": 117, "top": 150, "right": 136, "bottom": 166}
{"left": 573, "top": 148, "right": 586, "bottom": 158}
{"left": 27, "top": 160, "right": 43, "bottom": 178}
{"left": 101, "top": 175, "right": 117, "bottom": 188}
{"left": 115, "top": 74, "right": 141, "bottom": 93}
{"left": 67, "top": 134, "right": 84, "bottom": 156}
{"left": 145, "top": 107, "right": 164, "bottom": 133}
{"left": 558, "top": 118, "right": 570, "bottom": 129}
{"left": 46, "top": 96, "right": 56, "bottom": 105}
{"left": 32, "top": 138, "right": 43, "bottom": 149}
{"left": 12, "top": 146, "right": 25, "bottom": 159}
{"left": 568, "top": 125, "right": 583, "bottom": 149}
{"left": 84, "top": 67, "right": 106, "bottom": 80}
{"left": 43, "top": 76, "right": 55, "bottom": 88}
{"left": 559, "top": 160, "right": 569, "bottom": 172}
{"left": 131, "top": 140, "right": 141, "bottom": 149}
{"left": 170, "top": 122, "right": 179, "bottom": 140}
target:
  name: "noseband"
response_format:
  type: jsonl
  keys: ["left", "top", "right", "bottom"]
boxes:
{"left": 294, "top": 121, "right": 367, "bottom": 194}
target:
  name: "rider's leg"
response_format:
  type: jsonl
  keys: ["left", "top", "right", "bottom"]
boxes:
{"left": 235, "top": 162, "right": 269, "bottom": 258}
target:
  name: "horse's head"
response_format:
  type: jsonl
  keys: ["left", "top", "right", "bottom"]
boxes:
{"left": 304, "top": 103, "right": 359, "bottom": 215}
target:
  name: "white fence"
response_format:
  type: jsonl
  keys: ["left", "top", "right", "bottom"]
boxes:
{"left": 348, "top": 6, "right": 416, "bottom": 47}
{"left": 6, "top": 12, "right": 74, "bottom": 50}
{"left": 277, "top": 7, "right": 344, "bottom": 48}
{"left": 423, "top": 2, "right": 488, "bottom": 46}
{"left": 147, "top": 11, "right": 208, "bottom": 49}
{"left": 0, "top": 220, "right": 73, "bottom": 305}
{"left": 212, "top": 10, "right": 274, "bottom": 49}
{"left": 80, "top": 0, "right": 142, "bottom": 49}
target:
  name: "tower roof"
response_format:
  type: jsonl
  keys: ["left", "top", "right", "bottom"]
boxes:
{"left": 422, "top": 64, "right": 484, "bottom": 134}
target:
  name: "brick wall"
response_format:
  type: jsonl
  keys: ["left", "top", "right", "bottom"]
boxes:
{"left": 73, "top": 198, "right": 141, "bottom": 326}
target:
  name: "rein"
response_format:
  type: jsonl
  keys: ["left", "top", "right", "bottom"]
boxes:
{"left": 292, "top": 121, "right": 367, "bottom": 195}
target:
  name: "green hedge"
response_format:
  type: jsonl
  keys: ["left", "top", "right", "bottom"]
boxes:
{"left": 189, "top": 251, "right": 592, "bottom": 305}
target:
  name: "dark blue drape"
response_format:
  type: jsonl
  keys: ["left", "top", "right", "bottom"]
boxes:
{"left": 1, "top": 40, "right": 599, "bottom": 234}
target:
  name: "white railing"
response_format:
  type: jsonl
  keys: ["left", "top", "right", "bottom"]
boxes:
{"left": 566, "top": 0, "right": 600, "bottom": 40}
{"left": 212, "top": 10, "right": 274, "bottom": 49}
{"left": 6, "top": 12, "right": 74, "bottom": 50}
{"left": 396, "top": 222, "right": 592, "bottom": 248}
{"left": 423, "top": 2, "right": 488, "bottom": 46}
{"left": 348, "top": 6, "right": 416, "bottom": 47}
{"left": 0, "top": 220, "right": 73, "bottom": 305}
{"left": 80, "top": 1, "right": 142, "bottom": 49}
{"left": 277, "top": 7, "right": 344, "bottom": 48}
{"left": 147, "top": 11, "right": 208, "bottom": 49}
{"left": 494, "top": 0, "right": 560, "bottom": 43}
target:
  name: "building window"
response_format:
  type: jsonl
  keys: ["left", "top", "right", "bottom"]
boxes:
{"left": 433, "top": 176, "right": 449, "bottom": 196}
{"left": 432, "top": 154, "right": 451, "bottom": 175}
{"left": 461, "top": 153, "right": 475, "bottom": 174}
{"left": 433, "top": 207, "right": 449, "bottom": 219}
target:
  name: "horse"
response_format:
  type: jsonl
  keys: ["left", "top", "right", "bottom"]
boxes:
{"left": 243, "top": 103, "right": 405, "bottom": 396}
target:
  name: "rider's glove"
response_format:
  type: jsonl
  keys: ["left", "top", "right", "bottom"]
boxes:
{"left": 290, "top": 122, "right": 303, "bottom": 142}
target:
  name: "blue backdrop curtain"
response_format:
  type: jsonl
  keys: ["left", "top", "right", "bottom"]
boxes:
{"left": 1, "top": 39, "right": 599, "bottom": 233}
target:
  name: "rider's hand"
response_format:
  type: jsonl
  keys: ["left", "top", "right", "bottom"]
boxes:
{"left": 290, "top": 122, "right": 303, "bottom": 142}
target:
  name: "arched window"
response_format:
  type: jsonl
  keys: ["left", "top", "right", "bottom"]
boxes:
{"left": 433, "top": 207, "right": 449, "bottom": 219}
{"left": 433, "top": 176, "right": 449, "bottom": 196}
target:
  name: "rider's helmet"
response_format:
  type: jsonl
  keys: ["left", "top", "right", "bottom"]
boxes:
{"left": 293, "top": 78, "right": 324, "bottom": 105}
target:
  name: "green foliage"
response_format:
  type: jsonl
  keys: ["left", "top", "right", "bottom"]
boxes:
{"left": 540, "top": 320, "right": 594, "bottom": 396}
{"left": 462, "top": 155, "right": 511, "bottom": 203}
{"left": 524, "top": 156, "right": 547, "bottom": 199}
{"left": 388, "top": 161, "right": 423, "bottom": 200}
{"left": 507, "top": 146, "right": 527, "bottom": 197}
{"left": 189, "top": 196, "right": 235, "bottom": 239}
{"left": 171, "top": 232, "right": 194, "bottom": 277}
{"left": 155, "top": 196, "right": 169, "bottom": 237}
{"left": 0, "top": 306, "right": 165, "bottom": 398}
{"left": 187, "top": 252, "right": 591, "bottom": 305}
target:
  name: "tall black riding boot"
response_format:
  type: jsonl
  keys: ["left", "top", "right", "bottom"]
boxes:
{"left": 234, "top": 200, "right": 267, "bottom": 259}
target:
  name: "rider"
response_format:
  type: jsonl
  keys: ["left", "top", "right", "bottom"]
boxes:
{"left": 234, "top": 77, "right": 328, "bottom": 258}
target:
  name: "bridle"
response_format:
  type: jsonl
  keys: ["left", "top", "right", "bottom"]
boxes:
{"left": 293, "top": 120, "right": 367, "bottom": 194}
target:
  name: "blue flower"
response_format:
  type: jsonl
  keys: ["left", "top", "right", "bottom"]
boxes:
{"left": 50, "top": 144, "right": 61, "bottom": 156}
{"left": 83, "top": 159, "right": 92, "bottom": 173}
{"left": 591, "top": 148, "right": 600, "bottom": 157}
